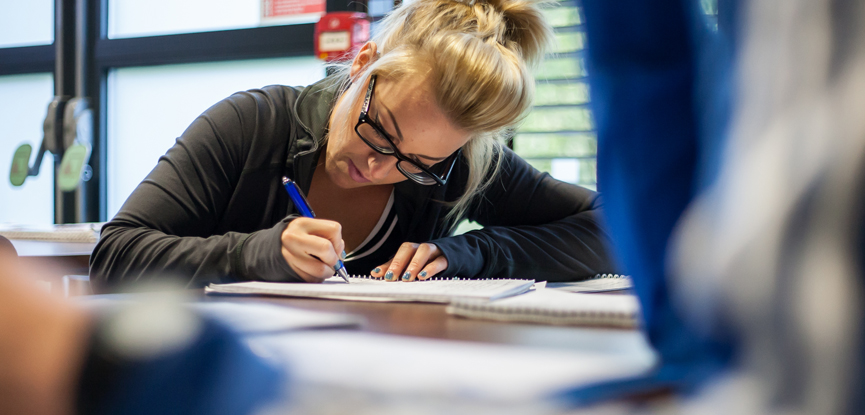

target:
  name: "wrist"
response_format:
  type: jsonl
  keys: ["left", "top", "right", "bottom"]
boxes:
{"left": 240, "top": 217, "right": 303, "bottom": 282}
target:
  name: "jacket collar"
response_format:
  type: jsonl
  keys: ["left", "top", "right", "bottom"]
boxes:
{"left": 289, "top": 76, "right": 344, "bottom": 193}
{"left": 294, "top": 75, "right": 344, "bottom": 152}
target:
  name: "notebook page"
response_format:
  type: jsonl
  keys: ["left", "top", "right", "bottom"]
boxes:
{"left": 206, "top": 276, "right": 534, "bottom": 303}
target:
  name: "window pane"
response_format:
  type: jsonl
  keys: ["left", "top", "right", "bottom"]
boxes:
{"left": 536, "top": 57, "right": 585, "bottom": 81}
{"left": 542, "top": 6, "right": 580, "bottom": 28}
{"left": 109, "top": 0, "right": 325, "bottom": 38}
{"left": 534, "top": 82, "right": 589, "bottom": 106}
{"left": 513, "top": 133, "right": 596, "bottom": 158}
{"left": 553, "top": 31, "right": 585, "bottom": 54}
{"left": 107, "top": 57, "right": 325, "bottom": 218}
{"left": 521, "top": 107, "right": 593, "bottom": 133}
{"left": 0, "top": 0, "right": 54, "bottom": 47}
{"left": 0, "top": 73, "right": 55, "bottom": 224}
{"left": 516, "top": 1, "right": 594, "bottom": 186}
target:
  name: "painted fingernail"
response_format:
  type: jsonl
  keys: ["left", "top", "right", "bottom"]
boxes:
{"left": 419, "top": 270, "right": 428, "bottom": 278}
{"left": 384, "top": 270, "right": 393, "bottom": 280}
{"left": 341, "top": 250, "right": 347, "bottom": 260}
{"left": 373, "top": 267, "right": 381, "bottom": 274}
{"left": 333, "top": 264, "right": 340, "bottom": 272}
{"left": 402, "top": 272, "right": 411, "bottom": 281}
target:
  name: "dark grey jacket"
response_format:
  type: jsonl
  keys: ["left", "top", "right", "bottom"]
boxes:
{"left": 89, "top": 77, "right": 619, "bottom": 291}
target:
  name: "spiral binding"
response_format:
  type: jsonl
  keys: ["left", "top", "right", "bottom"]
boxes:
{"left": 590, "top": 273, "right": 629, "bottom": 280}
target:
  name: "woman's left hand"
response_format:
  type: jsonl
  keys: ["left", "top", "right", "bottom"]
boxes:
{"left": 370, "top": 242, "right": 449, "bottom": 282}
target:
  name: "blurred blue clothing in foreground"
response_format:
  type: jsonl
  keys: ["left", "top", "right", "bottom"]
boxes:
{"left": 558, "top": 0, "right": 737, "bottom": 403}
{"left": 76, "top": 313, "right": 283, "bottom": 415}
{"left": 564, "top": 1, "right": 865, "bottom": 414}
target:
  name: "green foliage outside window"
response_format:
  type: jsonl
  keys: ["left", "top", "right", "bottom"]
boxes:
{"left": 514, "top": 1, "right": 594, "bottom": 188}
{"left": 534, "top": 82, "right": 589, "bottom": 106}
{"left": 535, "top": 57, "right": 585, "bottom": 80}
{"left": 521, "top": 107, "right": 593, "bottom": 133}
{"left": 541, "top": 7, "right": 580, "bottom": 27}
{"left": 553, "top": 32, "right": 585, "bottom": 54}
{"left": 513, "top": 133, "right": 596, "bottom": 158}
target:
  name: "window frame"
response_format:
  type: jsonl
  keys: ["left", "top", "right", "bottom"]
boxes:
{"left": 0, "top": 0, "right": 361, "bottom": 223}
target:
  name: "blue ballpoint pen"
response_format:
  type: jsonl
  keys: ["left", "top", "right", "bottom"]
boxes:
{"left": 282, "top": 177, "right": 350, "bottom": 283}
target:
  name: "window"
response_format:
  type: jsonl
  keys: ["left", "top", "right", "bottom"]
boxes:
{"left": 0, "top": 0, "right": 54, "bottom": 47}
{"left": 108, "top": 0, "right": 324, "bottom": 38}
{"left": 513, "top": 0, "right": 596, "bottom": 190}
{"left": 0, "top": 73, "right": 55, "bottom": 224}
{"left": 0, "top": 0, "right": 56, "bottom": 224}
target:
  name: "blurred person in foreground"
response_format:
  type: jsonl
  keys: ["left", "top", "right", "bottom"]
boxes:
{"left": 557, "top": 0, "right": 864, "bottom": 414}
{"left": 0, "top": 246, "right": 281, "bottom": 415}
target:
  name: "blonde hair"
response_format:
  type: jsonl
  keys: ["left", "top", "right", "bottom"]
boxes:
{"left": 330, "top": 0, "right": 552, "bottom": 226}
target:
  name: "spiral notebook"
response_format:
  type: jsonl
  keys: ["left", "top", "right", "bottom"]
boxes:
{"left": 205, "top": 275, "right": 535, "bottom": 304}
{"left": 447, "top": 288, "right": 641, "bottom": 328}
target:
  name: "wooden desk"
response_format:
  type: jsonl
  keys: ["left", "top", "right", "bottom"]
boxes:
{"left": 12, "top": 240, "right": 96, "bottom": 296}
{"left": 193, "top": 293, "right": 655, "bottom": 412}
{"left": 83, "top": 290, "right": 655, "bottom": 412}
{"left": 204, "top": 293, "right": 640, "bottom": 350}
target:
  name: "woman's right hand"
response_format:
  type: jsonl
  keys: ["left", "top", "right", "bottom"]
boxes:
{"left": 280, "top": 217, "right": 346, "bottom": 283}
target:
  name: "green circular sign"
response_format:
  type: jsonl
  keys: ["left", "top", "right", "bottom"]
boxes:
{"left": 58, "top": 144, "right": 90, "bottom": 191}
{"left": 9, "top": 144, "right": 32, "bottom": 187}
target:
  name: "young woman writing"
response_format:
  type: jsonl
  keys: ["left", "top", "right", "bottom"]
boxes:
{"left": 90, "top": 0, "right": 618, "bottom": 289}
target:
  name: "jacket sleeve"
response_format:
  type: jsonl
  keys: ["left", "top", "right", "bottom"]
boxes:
{"left": 89, "top": 89, "right": 301, "bottom": 291}
{"left": 430, "top": 148, "right": 619, "bottom": 282}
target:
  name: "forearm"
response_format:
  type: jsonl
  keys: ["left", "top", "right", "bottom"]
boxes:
{"left": 432, "top": 211, "right": 618, "bottom": 282}
{"left": 90, "top": 218, "right": 301, "bottom": 291}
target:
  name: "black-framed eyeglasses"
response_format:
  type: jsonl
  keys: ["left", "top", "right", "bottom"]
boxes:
{"left": 354, "top": 75, "right": 460, "bottom": 186}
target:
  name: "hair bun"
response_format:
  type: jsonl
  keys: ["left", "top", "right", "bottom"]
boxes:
{"left": 466, "top": 0, "right": 552, "bottom": 66}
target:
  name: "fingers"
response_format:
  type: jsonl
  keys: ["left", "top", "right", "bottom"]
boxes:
{"left": 281, "top": 247, "right": 331, "bottom": 283}
{"left": 371, "top": 243, "right": 449, "bottom": 282}
{"left": 402, "top": 243, "right": 437, "bottom": 282}
{"left": 298, "top": 217, "right": 345, "bottom": 257}
{"left": 370, "top": 259, "right": 392, "bottom": 279}
{"left": 281, "top": 218, "right": 344, "bottom": 282}
{"left": 416, "top": 255, "right": 448, "bottom": 281}
{"left": 382, "top": 242, "right": 419, "bottom": 282}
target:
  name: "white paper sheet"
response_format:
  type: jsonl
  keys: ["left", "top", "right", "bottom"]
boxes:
{"left": 206, "top": 276, "right": 534, "bottom": 303}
